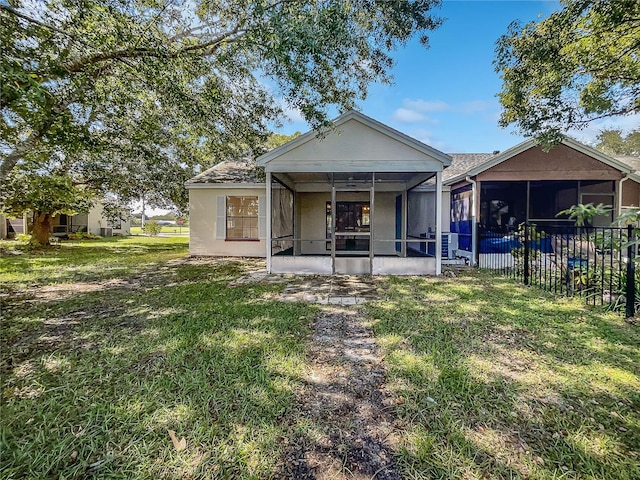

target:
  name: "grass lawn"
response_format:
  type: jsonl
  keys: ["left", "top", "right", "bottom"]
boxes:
{"left": 130, "top": 226, "right": 190, "bottom": 235}
{"left": 365, "top": 274, "right": 640, "bottom": 479}
{"left": 1, "top": 237, "right": 316, "bottom": 479}
{"left": 1, "top": 238, "right": 639, "bottom": 479}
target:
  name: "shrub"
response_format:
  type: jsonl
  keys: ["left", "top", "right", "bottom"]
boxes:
{"left": 68, "top": 232, "right": 101, "bottom": 240}
{"left": 143, "top": 221, "right": 162, "bottom": 236}
{"left": 15, "top": 233, "right": 32, "bottom": 243}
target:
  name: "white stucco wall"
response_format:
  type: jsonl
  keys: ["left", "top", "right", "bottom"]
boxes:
{"left": 86, "top": 204, "right": 131, "bottom": 236}
{"left": 189, "top": 187, "right": 267, "bottom": 257}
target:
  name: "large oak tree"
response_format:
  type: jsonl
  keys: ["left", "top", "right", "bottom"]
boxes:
{"left": 495, "top": 0, "right": 640, "bottom": 147}
{"left": 1, "top": 0, "right": 442, "bottom": 243}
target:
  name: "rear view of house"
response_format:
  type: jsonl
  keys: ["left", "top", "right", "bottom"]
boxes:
{"left": 186, "top": 111, "right": 640, "bottom": 275}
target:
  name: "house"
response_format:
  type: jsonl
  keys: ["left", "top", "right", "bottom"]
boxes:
{"left": 49, "top": 203, "right": 131, "bottom": 237}
{"left": 1, "top": 203, "right": 131, "bottom": 239}
{"left": 187, "top": 111, "right": 451, "bottom": 275}
{"left": 186, "top": 111, "right": 640, "bottom": 274}
{"left": 444, "top": 138, "right": 640, "bottom": 264}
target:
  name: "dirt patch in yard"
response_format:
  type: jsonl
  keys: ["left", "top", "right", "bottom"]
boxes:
{"left": 278, "top": 306, "right": 402, "bottom": 480}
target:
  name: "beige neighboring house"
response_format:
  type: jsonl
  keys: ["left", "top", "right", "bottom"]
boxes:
{"left": 186, "top": 111, "right": 640, "bottom": 275}
{"left": 49, "top": 202, "right": 131, "bottom": 237}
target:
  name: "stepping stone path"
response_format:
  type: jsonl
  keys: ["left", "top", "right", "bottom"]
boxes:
{"left": 230, "top": 272, "right": 402, "bottom": 478}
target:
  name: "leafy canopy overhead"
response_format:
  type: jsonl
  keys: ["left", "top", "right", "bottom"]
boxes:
{"left": 595, "top": 129, "right": 640, "bottom": 157}
{"left": 495, "top": 0, "right": 640, "bottom": 147}
{"left": 1, "top": 0, "right": 443, "bottom": 212}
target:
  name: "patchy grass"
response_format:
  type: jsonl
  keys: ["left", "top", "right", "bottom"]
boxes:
{"left": 2, "top": 242, "right": 639, "bottom": 479}
{"left": 0, "top": 236, "right": 189, "bottom": 291}
{"left": 1, "top": 238, "right": 316, "bottom": 479}
{"left": 365, "top": 271, "right": 640, "bottom": 479}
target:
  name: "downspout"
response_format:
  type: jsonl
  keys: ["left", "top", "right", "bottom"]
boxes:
{"left": 466, "top": 176, "right": 478, "bottom": 267}
{"left": 618, "top": 175, "right": 630, "bottom": 217}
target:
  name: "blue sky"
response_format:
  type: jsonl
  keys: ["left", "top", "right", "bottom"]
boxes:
{"left": 278, "top": 0, "right": 636, "bottom": 153}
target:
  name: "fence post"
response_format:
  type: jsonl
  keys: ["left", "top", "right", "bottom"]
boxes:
{"left": 626, "top": 224, "right": 636, "bottom": 319}
{"left": 524, "top": 223, "right": 530, "bottom": 286}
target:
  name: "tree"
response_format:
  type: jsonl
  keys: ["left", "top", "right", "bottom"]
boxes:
{"left": 595, "top": 129, "right": 640, "bottom": 157}
{"left": 1, "top": 0, "right": 442, "bottom": 243}
{"left": 266, "top": 132, "right": 302, "bottom": 150}
{"left": 495, "top": 0, "right": 640, "bottom": 147}
{"left": 0, "top": 166, "right": 94, "bottom": 244}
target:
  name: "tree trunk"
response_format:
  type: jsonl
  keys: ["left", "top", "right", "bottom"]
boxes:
{"left": 31, "top": 212, "right": 52, "bottom": 246}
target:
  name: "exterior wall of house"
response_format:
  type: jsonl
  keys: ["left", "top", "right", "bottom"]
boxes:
{"left": 86, "top": 206, "right": 131, "bottom": 235}
{"left": 189, "top": 187, "right": 267, "bottom": 257}
{"left": 264, "top": 118, "right": 447, "bottom": 172}
{"left": 476, "top": 144, "right": 625, "bottom": 182}
{"left": 48, "top": 205, "right": 130, "bottom": 236}
{"left": 622, "top": 179, "right": 640, "bottom": 208}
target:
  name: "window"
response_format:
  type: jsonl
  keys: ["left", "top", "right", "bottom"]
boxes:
{"left": 326, "top": 201, "right": 370, "bottom": 251}
{"left": 226, "top": 196, "right": 258, "bottom": 240}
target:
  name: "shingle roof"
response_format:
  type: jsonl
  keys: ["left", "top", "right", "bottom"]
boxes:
{"left": 187, "top": 153, "right": 639, "bottom": 186}
{"left": 614, "top": 156, "right": 640, "bottom": 174}
{"left": 186, "top": 158, "right": 264, "bottom": 185}
{"left": 443, "top": 153, "right": 498, "bottom": 182}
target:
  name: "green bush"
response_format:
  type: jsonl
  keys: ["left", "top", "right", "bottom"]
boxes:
{"left": 15, "top": 233, "right": 32, "bottom": 243}
{"left": 67, "top": 232, "right": 101, "bottom": 240}
{"left": 143, "top": 221, "right": 162, "bottom": 236}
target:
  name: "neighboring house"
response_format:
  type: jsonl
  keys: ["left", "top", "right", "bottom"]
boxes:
{"left": 49, "top": 203, "right": 131, "bottom": 237}
{"left": 0, "top": 214, "right": 26, "bottom": 239}
{"left": 186, "top": 111, "right": 640, "bottom": 275}
{"left": 444, "top": 138, "right": 640, "bottom": 263}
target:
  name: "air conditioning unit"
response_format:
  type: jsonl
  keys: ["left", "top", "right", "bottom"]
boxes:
{"left": 100, "top": 227, "right": 113, "bottom": 237}
{"left": 442, "top": 233, "right": 459, "bottom": 259}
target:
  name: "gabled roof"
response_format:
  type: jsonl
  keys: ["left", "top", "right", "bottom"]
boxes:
{"left": 256, "top": 110, "right": 452, "bottom": 169}
{"left": 444, "top": 137, "right": 639, "bottom": 185}
{"left": 185, "top": 158, "right": 264, "bottom": 187}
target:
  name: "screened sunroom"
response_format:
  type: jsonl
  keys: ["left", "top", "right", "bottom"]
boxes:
{"left": 256, "top": 111, "right": 451, "bottom": 275}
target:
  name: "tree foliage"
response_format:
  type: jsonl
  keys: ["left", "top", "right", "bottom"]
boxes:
{"left": 495, "top": 0, "right": 640, "bottom": 146}
{"left": 595, "top": 129, "right": 640, "bottom": 157}
{"left": 0, "top": 0, "right": 440, "bottom": 244}
{"left": 1, "top": 0, "right": 442, "bottom": 243}
{"left": 1, "top": 0, "right": 442, "bottom": 180}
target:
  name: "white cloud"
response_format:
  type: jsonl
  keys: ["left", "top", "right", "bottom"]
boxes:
{"left": 404, "top": 99, "right": 451, "bottom": 113}
{"left": 567, "top": 113, "right": 640, "bottom": 146}
{"left": 277, "top": 99, "right": 305, "bottom": 123}
{"left": 392, "top": 108, "right": 427, "bottom": 123}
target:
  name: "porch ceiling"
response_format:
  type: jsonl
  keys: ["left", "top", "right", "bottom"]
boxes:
{"left": 273, "top": 171, "right": 436, "bottom": 192}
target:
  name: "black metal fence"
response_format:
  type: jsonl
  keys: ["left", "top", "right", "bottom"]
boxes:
{"left": 478, "top": 224, "right": 638, "bottom": 317}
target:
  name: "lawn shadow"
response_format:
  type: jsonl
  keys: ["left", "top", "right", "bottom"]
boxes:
{"left": 1, "top": 259, "right": 316, "bottom": 479}
{"left": 365, "top": 273, "right": 640, "bottom": 479}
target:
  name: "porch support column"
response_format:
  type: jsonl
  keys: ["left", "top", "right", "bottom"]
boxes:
{"left": 266, "top": 171, "right": 272, "bottom": 273}
{"left": 435, "top": 170, "right": 443, "bottom": 275}
{"left": 331, "top": 180, "right": 336, "bottom": 275}
{"left": 370, "top": 172, "right": 375, "bottom": 274}
{"left": 401, "top": 189, "right": 407, "bottom": 257}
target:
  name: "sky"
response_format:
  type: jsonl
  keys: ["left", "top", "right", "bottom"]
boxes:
{"left": 276, "top": 0, "right": 638, "bottom": 154}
